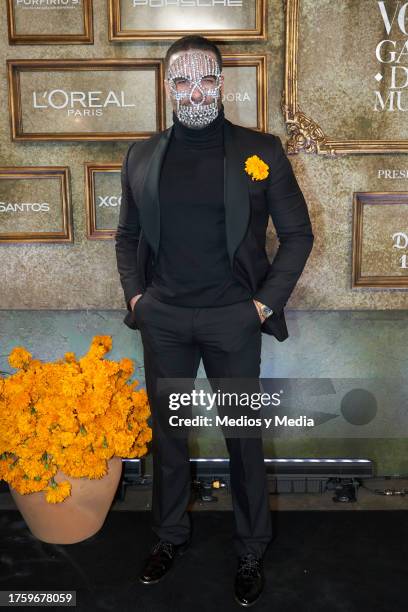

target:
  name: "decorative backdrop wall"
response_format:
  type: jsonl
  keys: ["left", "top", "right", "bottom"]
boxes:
{"left": 2, "top": 0, "right": 407, "bottom": 310}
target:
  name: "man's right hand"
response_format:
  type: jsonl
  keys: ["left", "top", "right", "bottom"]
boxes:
{"left": 130, "top": 293, "right": 143, "bottom": 312}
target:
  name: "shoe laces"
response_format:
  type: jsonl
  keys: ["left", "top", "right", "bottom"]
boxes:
{"left": 237, "top": 553, "right": 261, "bottom": 578}
{"left": 151, "top": 540, "right": 175, "bottom": 558}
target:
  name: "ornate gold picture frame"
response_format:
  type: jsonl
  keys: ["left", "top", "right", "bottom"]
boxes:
{"left": 0, "top": 167, "right": 72, "bottom": 244}
{"left": 7, "top": 59, "right": 164, "bottom": 142}
{"left": 108, "top": 0, "right": 266, "bottom": 41}
{"left": 283, "top": 0, "right": 408, "bottom": 155}
{"left": 7, "top": 0, "right": 94, "bottom": 45}
{"left": 85, "top": 163, "right": 121, "bottom": 240}
{"left": 352, "top": 192, "right": 408, "bottom": 288}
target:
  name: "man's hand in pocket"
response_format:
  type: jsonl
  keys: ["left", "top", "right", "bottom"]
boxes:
{"left": 130, "top": 294, "right": 143, "bottom": 312}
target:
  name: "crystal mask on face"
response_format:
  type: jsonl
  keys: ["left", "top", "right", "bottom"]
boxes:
{"left": 166, "top": 50, "right": 222, "bottom": 128}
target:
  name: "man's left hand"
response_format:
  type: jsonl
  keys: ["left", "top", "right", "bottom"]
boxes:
{"left": 253, "top": 300, "right": 267, "bottom": 324}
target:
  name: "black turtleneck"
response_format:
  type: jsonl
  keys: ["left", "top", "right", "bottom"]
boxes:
{"left": 145, "top": 104, "right": 251, "bottom": 307}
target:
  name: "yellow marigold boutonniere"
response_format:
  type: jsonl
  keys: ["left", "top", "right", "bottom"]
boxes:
{"left": 244, "top": 155, "right": 269, "bottom": 181}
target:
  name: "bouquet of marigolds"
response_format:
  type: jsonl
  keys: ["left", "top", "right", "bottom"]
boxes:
{"left": 0, "top": 336, "right": 151, "bottom": 504}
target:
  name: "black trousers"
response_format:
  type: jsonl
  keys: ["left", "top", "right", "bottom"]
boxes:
{"left": 134, "top": 291, "right": 272, "bottom": 557}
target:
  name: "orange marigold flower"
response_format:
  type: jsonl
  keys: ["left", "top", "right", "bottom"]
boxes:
{"left": 8, "top": 347, "right": 33, "bottom": 370}
{"left": 244, "top": 155, "right": 269, "bottom": 181}
{"left": 45, "top": 480, "right": 71, "bottom": 504}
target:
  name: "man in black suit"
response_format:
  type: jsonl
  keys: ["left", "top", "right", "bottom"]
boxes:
{"left": 115, "top": 35, "right": 313, "bottom": 607}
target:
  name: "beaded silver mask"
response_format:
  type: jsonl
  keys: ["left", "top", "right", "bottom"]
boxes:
{"left": 166, "top": 51, "right": 222, "bottom": 128}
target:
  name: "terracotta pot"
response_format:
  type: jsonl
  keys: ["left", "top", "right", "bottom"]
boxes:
{"left": 9, "top": 456, "right": 123, "bottom": 544}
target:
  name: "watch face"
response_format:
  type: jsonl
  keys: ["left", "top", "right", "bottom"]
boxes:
{"left": 261, "top": 305, "right": 273, "bottom": 317}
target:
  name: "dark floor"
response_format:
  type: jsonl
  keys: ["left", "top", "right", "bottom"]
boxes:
{"left": 1, "top": 509, "right": 406, "bottom": 612}
{"left": 1, "top": 475, "right": 407, "bottom": 611}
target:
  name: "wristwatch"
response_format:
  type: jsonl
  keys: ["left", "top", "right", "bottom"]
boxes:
{"left": 254, "top": 300, "right": 274, "bottom": 319}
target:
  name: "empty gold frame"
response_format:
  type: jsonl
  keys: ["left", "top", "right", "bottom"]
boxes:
{"left": 0, "top": 167, "right": 72, "bottom": 244}
{"left": 7, "top": 0, "right": 94, "bottom": 45}
{"left": 283, "top": 0, "right": 408, "bottom": 154}
{"left": 7, "top": 59, "right": 164, "bottom": 141}
{"left": 352, "top": 192, "right": 408, "bottom": 288}
{"left": 108, "top": 0, "right": 266, "bottom": 41}
{"left": 85, "top": 163, "right": 122, "bottom": 240}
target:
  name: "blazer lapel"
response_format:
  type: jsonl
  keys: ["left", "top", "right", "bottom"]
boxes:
{"left": 138, "top": 119, "right": 250, "bottom": 267}
{"left": 223, "top": 120, "right": 251, "bottom": 267}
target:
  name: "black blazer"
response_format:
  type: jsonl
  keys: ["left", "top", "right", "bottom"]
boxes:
{"left": 115, "top": 118, "right": 314, "bottom": 342}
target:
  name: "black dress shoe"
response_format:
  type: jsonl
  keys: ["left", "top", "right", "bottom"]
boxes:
{"left": 234, "top": 553, "right": 265, "bottom": 607}
{"left": 138, "top": 538, "right": 190, "bottom": 585}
